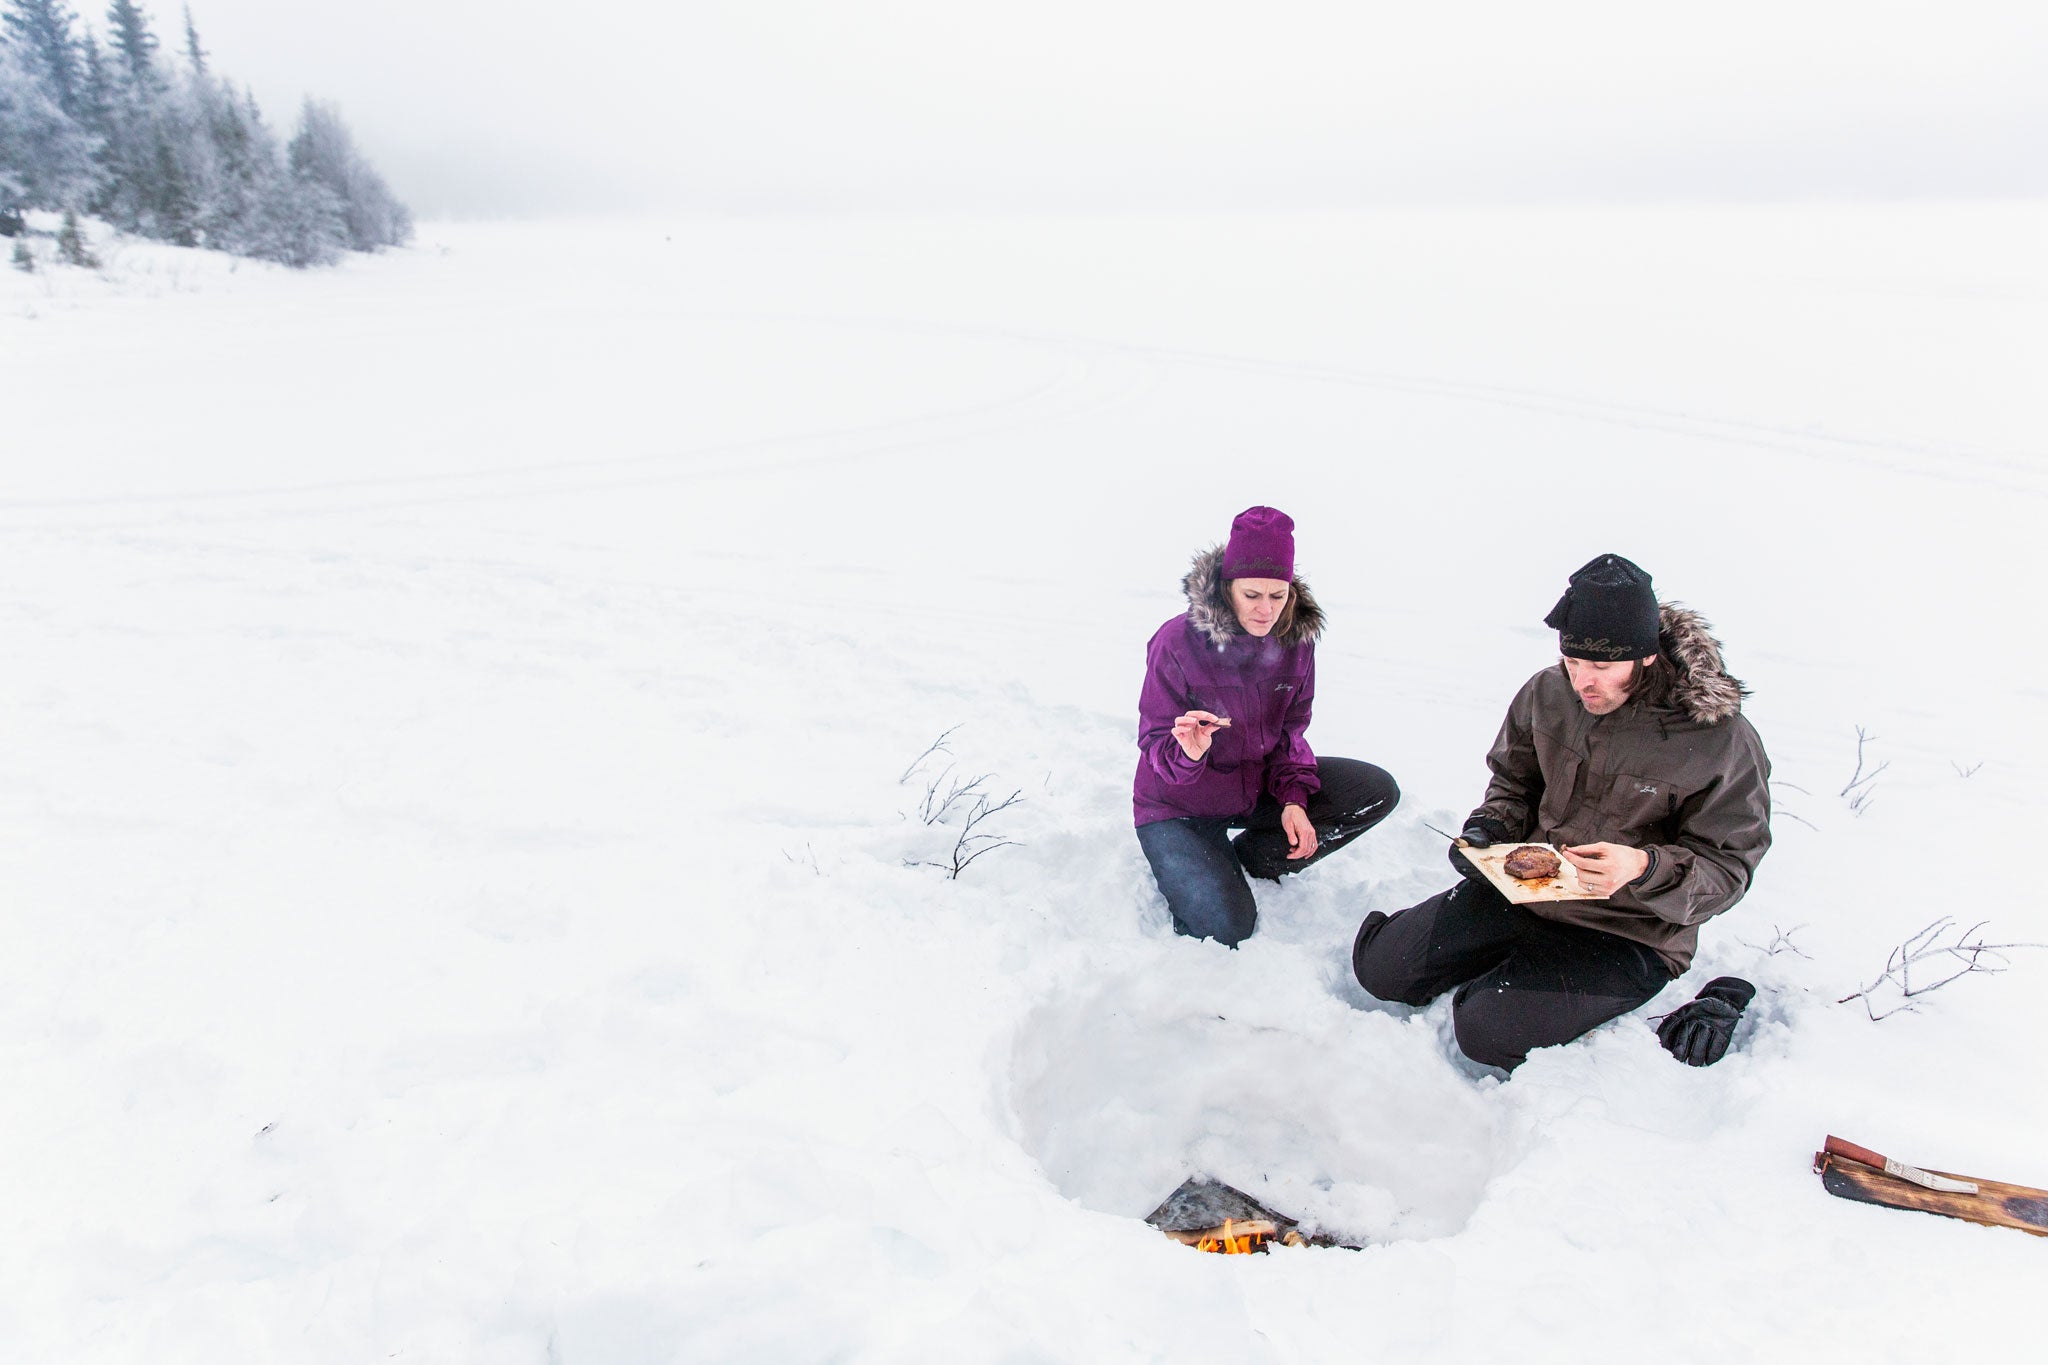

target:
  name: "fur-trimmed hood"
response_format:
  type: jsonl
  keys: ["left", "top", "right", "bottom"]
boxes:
{"left": 1181, "top": 545, "right": 1324, "bottom": 649}
{"left": 1656, "top": 602, "right": 1748, "bottom": 725}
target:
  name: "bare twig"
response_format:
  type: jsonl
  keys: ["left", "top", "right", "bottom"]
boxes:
{"left": 1767, "top": 780, "right": 1818, "bottom": 830}
{"left": 1838, "top": 917, "right": 2048, "bottom": 1020}
{"left": 1839, "top": 726, "right": 1890, "bottom": 815}
{"left": 781, "top": 843, "right": 822, "bottom": 875}
{"left": 1952, "top": 760, "right": 1984, "bottom": 779}
{"left": 917, "top": 789, "right": 1025, "bottom": 879}
{"left": 918, "top": 767, "right": 992, "bottom": 825}
{"left": 899, "top": 725, "right": 964, "bottom": 785}
{"left": 1738, "top": 923, "right": 1812, "bottom": 959}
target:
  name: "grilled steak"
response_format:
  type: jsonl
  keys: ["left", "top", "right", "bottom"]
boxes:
{"left": 1503, "top": 845, "right": 1562, "bottom": 881}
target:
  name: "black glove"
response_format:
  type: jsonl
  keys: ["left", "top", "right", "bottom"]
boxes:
{"left": 1656, "top": 976, "right": 1756, "bottom": 1066}
{"left": 1449, "top": 819, "right": 1506, "bottom": 881}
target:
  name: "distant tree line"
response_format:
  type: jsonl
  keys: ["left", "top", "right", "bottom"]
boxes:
{"left": 1, "top": 1, "right": 409, "bottom": 266}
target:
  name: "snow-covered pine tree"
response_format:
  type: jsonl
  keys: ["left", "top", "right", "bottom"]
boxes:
{"left": 56, "top": 205, "right": 95, "bottom": 263}
{"left": 146, "top": 120, "right": 195, "bottom": 242}
{"left": 191, "top": 83, "right": 344, "bottom": 267}
{"left": 74, "top": 25, "right": 110, "bottom": 134}
{"left": 0, "top": 35, "right": 102, "bottom": 226}
{"left": 249, "top": 170, "right": 346, "bottom": 267}
{"left": 6, "top": 3, "right": 408, "bottom": 265}
{"left": 103, "top": 0, "right": 158, "bottom": 89}
{"left": 178, "top": 2, "right": 200, "bottom": 75}
{"left": 91, "top": 0, "right": 178, "bottom": 235}
{"left": 183, "top": 68, "right": 242, "bottom": 246}
{"left": 2, "top": 0, "right": 86, "bottom": 117}
{"left": 287, "top": 97, "right": 410, "bottom": 251}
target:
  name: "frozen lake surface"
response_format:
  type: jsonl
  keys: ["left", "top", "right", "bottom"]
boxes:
{"left": 4, "top": 204, "right": 2045, "bottom": 1362}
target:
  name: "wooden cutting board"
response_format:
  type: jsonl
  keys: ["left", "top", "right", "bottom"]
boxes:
{"left": 1457, "top": 841, "right": 1604, "bottom": 903}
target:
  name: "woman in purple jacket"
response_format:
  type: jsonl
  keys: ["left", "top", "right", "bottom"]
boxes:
{"left": 1135, "top": 507, "right": 1399, "bottom": 946}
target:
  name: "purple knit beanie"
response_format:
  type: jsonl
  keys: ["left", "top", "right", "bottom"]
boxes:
{"left": 1222, "top": 506, "right": 1295, "bottom": 581}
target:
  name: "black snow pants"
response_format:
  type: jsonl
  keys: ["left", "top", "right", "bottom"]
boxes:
{"left": 1136, "top": 756, "right": 1399, "bottom": 947}
{"left": 1351, "top": 877, "right": 1671, "bottom": 1070}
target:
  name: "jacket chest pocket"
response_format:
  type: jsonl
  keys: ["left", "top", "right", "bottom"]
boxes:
{"left": 1599, "top": 771, "right": 1681, "bottom": 833}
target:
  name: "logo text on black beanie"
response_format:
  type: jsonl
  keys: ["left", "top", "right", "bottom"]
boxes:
{"left": 1561, "top": 634, "right": 1639, "bottom": 660}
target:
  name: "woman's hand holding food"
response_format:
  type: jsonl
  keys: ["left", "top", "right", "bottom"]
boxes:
{"left": 1170, "top": 710, "right": 1229, "bottom": 761}
{"left": 1281, "top": 803, "right": 1318, "bottom": 859}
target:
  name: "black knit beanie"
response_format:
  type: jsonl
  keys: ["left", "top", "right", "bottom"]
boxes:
{"left": 1545, "top": 554, "right": 1661, "bottom": 660}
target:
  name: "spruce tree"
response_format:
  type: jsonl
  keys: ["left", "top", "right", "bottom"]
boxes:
{"left": 0, "top": 35, "right": 102, "bottom": 218}
{"left": 94, "top": 1, "right": 166, "bottom": 231}
{"left": 148, "top": 123, "right": 194, "bottom": 243}
{"left": 179, "top": 3, "right": 202, "bottom": 75}
{"left": 104, "top": 0, "right": 157, "bottom": 88}
{"left": 287, "top": 97, "right": 410, "bottom": 251}
{"left": 57, "top": 206, "right": 96, "bottom": 263}
{"left": 2, "top": 1, "right": 85, "bottom": 117}
{"left": 74, "top": 26, "right": 109, "bottom": 136}
{"left": 5, "top": 3, "right": 411, "bottom": 267}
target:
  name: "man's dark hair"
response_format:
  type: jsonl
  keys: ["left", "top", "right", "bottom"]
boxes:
{"left": 1626, "top": 653, "right": 1675, "bottom": 709}
{"left": 1554, "top": 650, "right": 1675, "bottom": 709}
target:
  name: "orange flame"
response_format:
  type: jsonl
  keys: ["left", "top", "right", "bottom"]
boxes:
{"left": 1195, "top": 1218, "right": 1266, "bottom": 1254}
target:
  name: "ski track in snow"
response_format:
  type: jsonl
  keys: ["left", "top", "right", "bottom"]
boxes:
{"left": 4, "top": 209, "right": 2046, "bottom": 1363}
{"left": 5, "top": 315, "right": 2038, "bottom": 533}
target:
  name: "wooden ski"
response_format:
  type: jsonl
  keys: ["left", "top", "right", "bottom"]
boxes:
{"left": 1813, "top": 1135, "right": 2048, "bottom": 1238}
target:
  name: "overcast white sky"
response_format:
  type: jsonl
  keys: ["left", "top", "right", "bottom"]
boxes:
{"left": 163, "top": 1, "right": 2048, "bottom": 217}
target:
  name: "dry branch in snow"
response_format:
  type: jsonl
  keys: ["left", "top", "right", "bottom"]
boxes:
{"left": 919, "top": 789, "right": 1025, "bottom": 880}
{"left": 1838, "top": 918, "right": 2047, "bottom": 1020}
{"left": 899, "top": 725, "right": 963, "bottom": 785}
{"left": 1839, "top": 726, "right": 1888, "bottom": 816}
{"left": 1739, "top": 923, "right": 1811, "bottom": 959}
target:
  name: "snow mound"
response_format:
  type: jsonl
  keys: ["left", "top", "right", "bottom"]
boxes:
{"left": 1009, "top": 957, "right": 1500, "bottom": 1241}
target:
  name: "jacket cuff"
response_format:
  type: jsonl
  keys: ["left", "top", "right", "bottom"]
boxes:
{"left": 1158, "top": 740, "right": 1207, "bottom": 783}
{"left": 1622, "top": 843, "right": 1671, "bottom": 896}
{"left": 1629, "top": 846, "right": 1660, "bottom": 888}
{"left": 1607, "top": 846, "right": 1684, "bottom": 918}
{"left": 1273, "top": 784, "right": 1311, "bottom": 811}
{"left": 1464, "top": 814, "right": 1514, "bottom": 845}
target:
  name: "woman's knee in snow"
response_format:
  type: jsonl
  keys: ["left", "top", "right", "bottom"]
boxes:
{"left": 1347, "top": 767, "right": 1401, "bottom": 821}
{"left": 1175, "top": 899, "right": 1258, "bottom": 948}
{"left": 1319, "top": 759, "right": 1401, "bottom": 823}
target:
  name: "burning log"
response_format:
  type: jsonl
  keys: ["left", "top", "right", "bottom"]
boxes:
{"left": 1144, "top": 1177, "right": 1361, "bottom": 1253}
{"left": 1156, "top": 1218, "right": 1302, "bottom": 1254}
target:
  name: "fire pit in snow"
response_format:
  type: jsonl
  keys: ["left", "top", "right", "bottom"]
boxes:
{"left": 1144, "top": 1177, "right": 1362, "bottom": 1253}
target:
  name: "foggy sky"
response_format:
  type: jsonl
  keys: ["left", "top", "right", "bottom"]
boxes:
{"left": 169, "top": 1, "right": 2048, "bottom": 218}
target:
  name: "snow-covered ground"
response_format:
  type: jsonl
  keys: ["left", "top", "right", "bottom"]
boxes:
{"left": 4, "top": 205, "right": 2046, "bottom": 1362}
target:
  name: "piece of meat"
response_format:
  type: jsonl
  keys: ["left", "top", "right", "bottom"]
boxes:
{"left": 1502, "top": 845, "right": 1561, "bottom": 881}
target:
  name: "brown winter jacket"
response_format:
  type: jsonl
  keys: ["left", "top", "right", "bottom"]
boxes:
{"left": 1468, "top": 604, "right": 1771, "bottom": 975}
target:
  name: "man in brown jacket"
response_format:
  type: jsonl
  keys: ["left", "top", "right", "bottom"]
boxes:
{"left": 1352, "top": 554, "right": 1771, "bottom": 1070}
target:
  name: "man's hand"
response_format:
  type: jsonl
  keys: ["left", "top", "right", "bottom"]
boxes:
{"left": 1281, "top": 803, "right": 1318, "bottom": 860}
{"left": 1170, "top": 710, "right": 1229, "bottom": 761}
{"left": 1450, "top": 821, "right": 1502, "bottom": 880}
{"left": 1560, "top": 842, "right": 1650, "bottom": 898}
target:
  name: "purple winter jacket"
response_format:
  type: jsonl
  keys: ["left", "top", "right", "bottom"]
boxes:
{"left": 1133, "top": 546, "right": 1325, "bottom": 826}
